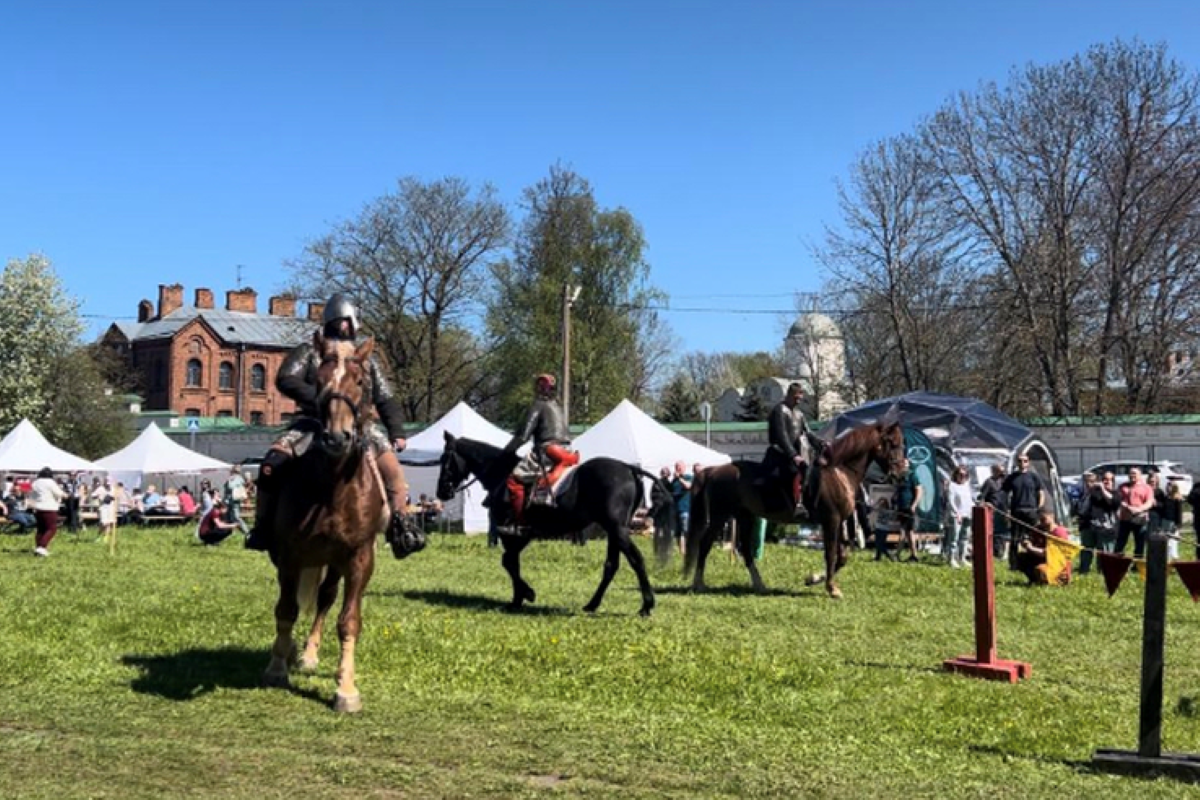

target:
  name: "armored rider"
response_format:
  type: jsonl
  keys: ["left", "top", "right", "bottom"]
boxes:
{"left": 245, "top": 293, "right": 416, "bottom": 556}
{"left": 763, "top": 382, "right": 824, "bottom": 515}
{"left": 500, "top": 373, "right": 578, "bottom": 534}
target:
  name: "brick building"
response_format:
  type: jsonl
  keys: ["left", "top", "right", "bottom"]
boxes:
{"left": 102, "top": 284, "right": 324, "bottom": 426}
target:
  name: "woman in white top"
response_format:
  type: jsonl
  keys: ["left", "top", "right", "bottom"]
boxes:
{"left": 95, "top": 479, "right": 117, "bottom": 540}
{"left": 30, "top": 466, "right": 66, "bottom": 557}
{"left": 945, "top": 466, "right": 976, "bottom": 569}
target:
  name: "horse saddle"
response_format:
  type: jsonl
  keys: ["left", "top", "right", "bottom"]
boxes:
{"left": 529, "top": 464, "right": 580, "bottom": 508}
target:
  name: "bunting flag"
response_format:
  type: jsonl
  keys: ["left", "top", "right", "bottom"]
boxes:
{"left": 1043, "top": 538, "right": 1082, "bottom": 586}
{"left": 1136, "top": 560, "right": 1147, "bottom": 582}
{"left": 1174, "top": 562, "right": 1200, "bottom": 602}
{"left": 1097, "top": 552, "right": 1133, "bottom": 597}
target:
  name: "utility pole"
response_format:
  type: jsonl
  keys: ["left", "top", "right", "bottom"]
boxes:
{"left": 561, "top": 284, "right": 581, "bottom": 427}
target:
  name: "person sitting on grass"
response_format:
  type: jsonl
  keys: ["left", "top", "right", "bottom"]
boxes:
{"left": 1016, "top": 511, "right": 1072, "bottom": 586}
{"left": 196, "top": 497, "right": 243, "bottom": 546}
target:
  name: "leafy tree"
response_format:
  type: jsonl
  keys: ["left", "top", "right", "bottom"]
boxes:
{"left": 0, "top": 255, "right": 133, "bottom": 455}
{"left": 289, "top": 177, "right": 509, "bottom": 424}
{"left": 486, "top": 165, "right": 669, "bottom": 426}
{"left": 657, "top": 374, "right": 700, "bottom": 422}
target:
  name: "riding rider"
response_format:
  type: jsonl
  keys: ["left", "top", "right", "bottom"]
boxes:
{"left": 500, "top": 373, "right": 579, "bottom": 533}
{"left": 763, "top": 382, "right": 825, "bottom": 515}
{"left": 244, "top": 293, "right": 413, "bottom": 554}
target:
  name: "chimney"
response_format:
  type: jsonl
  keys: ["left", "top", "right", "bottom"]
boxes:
{"left": 157, "top": 283, "right": 184, "bottom": 318}
{"left": 225, "top": 287, "right": 258, "bottom": 314}
{"left": 307, "top": 301, "right": 325, "bottom": 322}
{"left": 195, "top": 287, "right": 214, "bottom": 309}
{"left": 137, "top": 299, "right": 153, "bottom": 323}
{"left": 268, "top": 294, "right": 297, "bottom": 317}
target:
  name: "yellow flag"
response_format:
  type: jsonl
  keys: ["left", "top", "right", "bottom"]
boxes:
{"left": 1136, "top": 560, "right": 1147, "bottom": 582}
{"left": 1044, "top": 537, "right": 1082, "bottom": 585}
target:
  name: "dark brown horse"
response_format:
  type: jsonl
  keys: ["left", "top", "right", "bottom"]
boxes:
{"left": 261, "top": 332, "right": 389, "bottom": 712}
{"left": 684, "top": 422, "right": 905, "bottom": 599}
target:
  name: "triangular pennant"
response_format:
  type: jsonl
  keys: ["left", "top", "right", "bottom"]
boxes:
{"left": 1044, "top": 538, "right": 1081, "bottom": 586}
{"left": 1097, "top": 552, "right": 1133, "bottom": 597}
{"left": 1174, "top": 562, "right": 1200, "bottom": 602}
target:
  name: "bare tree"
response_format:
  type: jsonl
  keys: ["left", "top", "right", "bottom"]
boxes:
{"left": 288, "top": 177, "right": 509, "bottom": 424}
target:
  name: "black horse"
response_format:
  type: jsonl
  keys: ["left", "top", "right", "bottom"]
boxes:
{"left": 436, "top": 432, "right": 672, "bottom": 617}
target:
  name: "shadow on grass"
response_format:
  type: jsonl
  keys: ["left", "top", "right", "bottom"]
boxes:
{"left": 380, "top": 588, "right": 576, "bottom": 617}
{"left": 967, "top": 743, "right": 1101, "bottom": 774}
{"left": 121, "top": 646, "right": 323, "bottom": 705}
{"left": 653, "top": 584, "right": 813, "bottom": 599}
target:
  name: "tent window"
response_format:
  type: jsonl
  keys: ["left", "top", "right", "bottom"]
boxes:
{"left": 218, "top": 361, "right": 235, "bottom": 390}
{"left": 250, "top": 364, "right": 267, "bottom": 392}
{"left": 185, "top": 359, "right": 202, "bottom": 387}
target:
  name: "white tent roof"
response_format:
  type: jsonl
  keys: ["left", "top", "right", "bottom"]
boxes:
{"left": 94, "top": 423, "right": 231, "bottom": 473}
{"left": 400, "top": 401, "right": 513, "bottom": 465}
{"left": 0, "top": 418, "right": 99, "bottom": 472}
{"left": 572, "top": 399, "right": 731, "bottom": 474}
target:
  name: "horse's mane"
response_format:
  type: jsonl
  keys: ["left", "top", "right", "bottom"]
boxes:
{"left": 456, "top": 437, "right": 504, "bottom": 461}
{"left": 829, "top": 424, "right": 885, "bottom": 464}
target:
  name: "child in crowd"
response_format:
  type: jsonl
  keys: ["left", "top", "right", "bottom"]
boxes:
{"left": 1016, "top": 512, "right": 1071, "bottom": 586}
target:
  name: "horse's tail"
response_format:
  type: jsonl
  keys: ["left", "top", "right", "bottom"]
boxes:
{"left": 297, "top": 566, "right": 326, "bottom": 616}
{"left": 682, "top": 468, "right": 710, "bottom": 579}
{"left": 635, "top": 467, "right": 675, "bottom": 567}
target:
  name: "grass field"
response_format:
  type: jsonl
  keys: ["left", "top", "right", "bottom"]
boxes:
{"left": 2, "top": 525, "right": 1200, "bottom": 799}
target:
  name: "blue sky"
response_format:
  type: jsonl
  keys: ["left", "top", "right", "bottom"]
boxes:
{"left": 4, "top": 0, "right": 1199, "bottom": 355}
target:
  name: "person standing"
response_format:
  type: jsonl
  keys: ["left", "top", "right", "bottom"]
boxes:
{"left": 1002, "top": 454, "right": 1045, "bottom": 566}
{"left": 1116, "top": 467, "right": 1154, "bottom": 557}
{"left": 1188, "top": 482, "right": 1200, "bottom": 559}
{"left": 30, "top": 467, "right": 66, "bottom": 557}
{"left": 222, "top": 467, "right": 250, "bottom": 535}
{"left": 1074, "top": 473, "right": 1097, "bottom": 574}
{"left": 1159, "top": 482, "right": 1184, "bottom": 561}
{"left": 95, "top": 479, "right": 117, "bottom": 543}
{"left": 670, "top": 460, "right": 693, "bottom": 554}
{"left": 979, "top": 463, "right": 1010, "bottom": 559}
{"left": 64, "top": 472, "right": 83, "bottom": 533}
{"left": 893, "top": 457, "right": 924, "bottom": 562}
{"left": 945, "top": 466, "right": 974, "bottom": 568}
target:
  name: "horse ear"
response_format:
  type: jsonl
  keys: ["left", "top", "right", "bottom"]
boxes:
{"left": 355, "top": 336, "right": 375, "bottom": 362}
{"left": 443, "top": 430, "right": 455, "bottom": 444}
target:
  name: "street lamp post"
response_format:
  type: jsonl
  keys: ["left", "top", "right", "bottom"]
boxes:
{"left": 561, "top": 284, "right": 582, "bottom": 427}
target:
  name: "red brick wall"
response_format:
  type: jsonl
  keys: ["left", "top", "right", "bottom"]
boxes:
{"left": 225, "top": 288, "right": 258, "bottom": 313}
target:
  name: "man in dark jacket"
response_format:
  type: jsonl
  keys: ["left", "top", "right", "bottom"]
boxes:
{"left": 245, "top": 293, "right": 415, "bottom": 557}
{"left": 501, "top": 373, "right": 578, "bottom": 533}
{"left": 762, "top": 382, "right": 823, "bottom": 515}
{"left": 1002, "top": 454, "right": 1045, "bottom": 566}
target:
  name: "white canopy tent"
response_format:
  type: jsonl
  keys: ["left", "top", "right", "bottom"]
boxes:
{"left": 94, "top": 423, "right": 231, "bottom": 489}
{"left": 0, "top": 419, "right": 99, "bottom": 473}
{"left": 400, "top": 402, "right": 515, "bottom": 533}
{"left": 572, "top": 399, "right": 731, "bottom": 475}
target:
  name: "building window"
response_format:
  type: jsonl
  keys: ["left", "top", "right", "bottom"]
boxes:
{"left": 216, "top": 410, "right": 233, "bottom": 418}
{"left": 153, "top": 360, "right": 165, "bottom": 390}
{"left": 251, "top": 363, "right": 267, "bottom": 392}
{"left": 186, "top": 359, "right": 202, "bottom": 387}
{"left": 219, "top": 361, "right": 235, "bottom": 390}
{"left": 250, "top": 411, "right": 264, "bottom": 426}
{"left": 185, "top": 408, "right": 201, "bottom": 418}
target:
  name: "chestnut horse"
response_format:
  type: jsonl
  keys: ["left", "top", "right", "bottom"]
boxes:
{"left": 684, "top": 422, "right": 904, "bottom": 599}
{"left": 261, "top": 332, "right": 389, "bottom": 713}
{"left": 437, "top": 433, "right": 672, "bottom": 616}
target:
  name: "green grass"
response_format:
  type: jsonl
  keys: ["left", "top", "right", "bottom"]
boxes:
{"left": 2, "top": 526, "right": 1200, "bottom": 799}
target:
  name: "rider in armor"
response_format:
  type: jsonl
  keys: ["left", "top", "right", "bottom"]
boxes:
{"left": 763, "top": 382, "right": 825, "bottom": 516}
{"left": 244, "top": 293, "right": 417, "bottom": 556}
{"left": 500, "top": 373, "right": 579, "bottom": 534}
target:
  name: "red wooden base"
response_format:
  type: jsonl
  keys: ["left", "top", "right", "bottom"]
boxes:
{"left": 943, "top": 656, "right": 1032, "bottom": 683}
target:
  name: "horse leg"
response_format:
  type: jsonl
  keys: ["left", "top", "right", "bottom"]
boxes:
{"left": 618, "top": 528, "right": 656, "bottom": 617}
{"left": 299, "top": 568, "right": 340, "bottom": 673}
{"left": 823, "top": 518, "right": 843, "bottom": 600}
{"left": 737, "top": 512, "right": 767, "bottom": 594}
{"left": 500, "top": 536, "right": 535, "bottom": 608}
{"left": 263, "top": 568, "right": 301, "bottom": 687}
{"left": 333, "top": 552, "right": 374, "bottom": 713}
{"left": 691, "top": 521, "right": 719, "bottom": 592}
{"left": 583, "top": 535, "right": 622, "bottom": 614}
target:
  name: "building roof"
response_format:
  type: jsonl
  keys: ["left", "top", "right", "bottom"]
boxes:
{"left": 117, "top": 305, "right": 311, "bottom": 348}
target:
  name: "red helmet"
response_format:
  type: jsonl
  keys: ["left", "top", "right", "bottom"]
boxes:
{"left": 535, "top": 373, "right": 557, "bottom": 394}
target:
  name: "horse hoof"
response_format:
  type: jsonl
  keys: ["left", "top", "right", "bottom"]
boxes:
{"left": 261, "top": 668, "right": 290, "bottom": 688}
{"left": 298, "top": 655, "right": 319, "bottom": 674}
{"left": 828, "top": 586, "right": 843, "bottom": 600}
{"left": 639, "top": 606, "right": 654, "bottom": 618}
{"left": 583, "top": 603, "right": 599, "bottom": 614}
{"left": 753, "top": 583, "right": 768, "bottom": 595}
{"left": 333, "top": 691, "right": 362, "bottom": 714}
{"left": 522, "top": 587, "right": 537, "bottom": 604}
{"left": 804, "top": 573, "right": 825, "bottom": 587}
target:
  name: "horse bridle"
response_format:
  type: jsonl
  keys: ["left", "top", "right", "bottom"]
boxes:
{"left": 318, "top": 356, "right": 371, "bottom": 440}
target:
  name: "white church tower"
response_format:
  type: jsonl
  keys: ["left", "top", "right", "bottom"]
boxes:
{"left": 784, "top": 310, "right": 848, "bottom": 419}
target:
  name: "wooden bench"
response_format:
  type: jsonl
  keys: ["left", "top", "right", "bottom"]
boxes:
{"left": 139, "top": 514, "right": 194, "bottom": 527}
